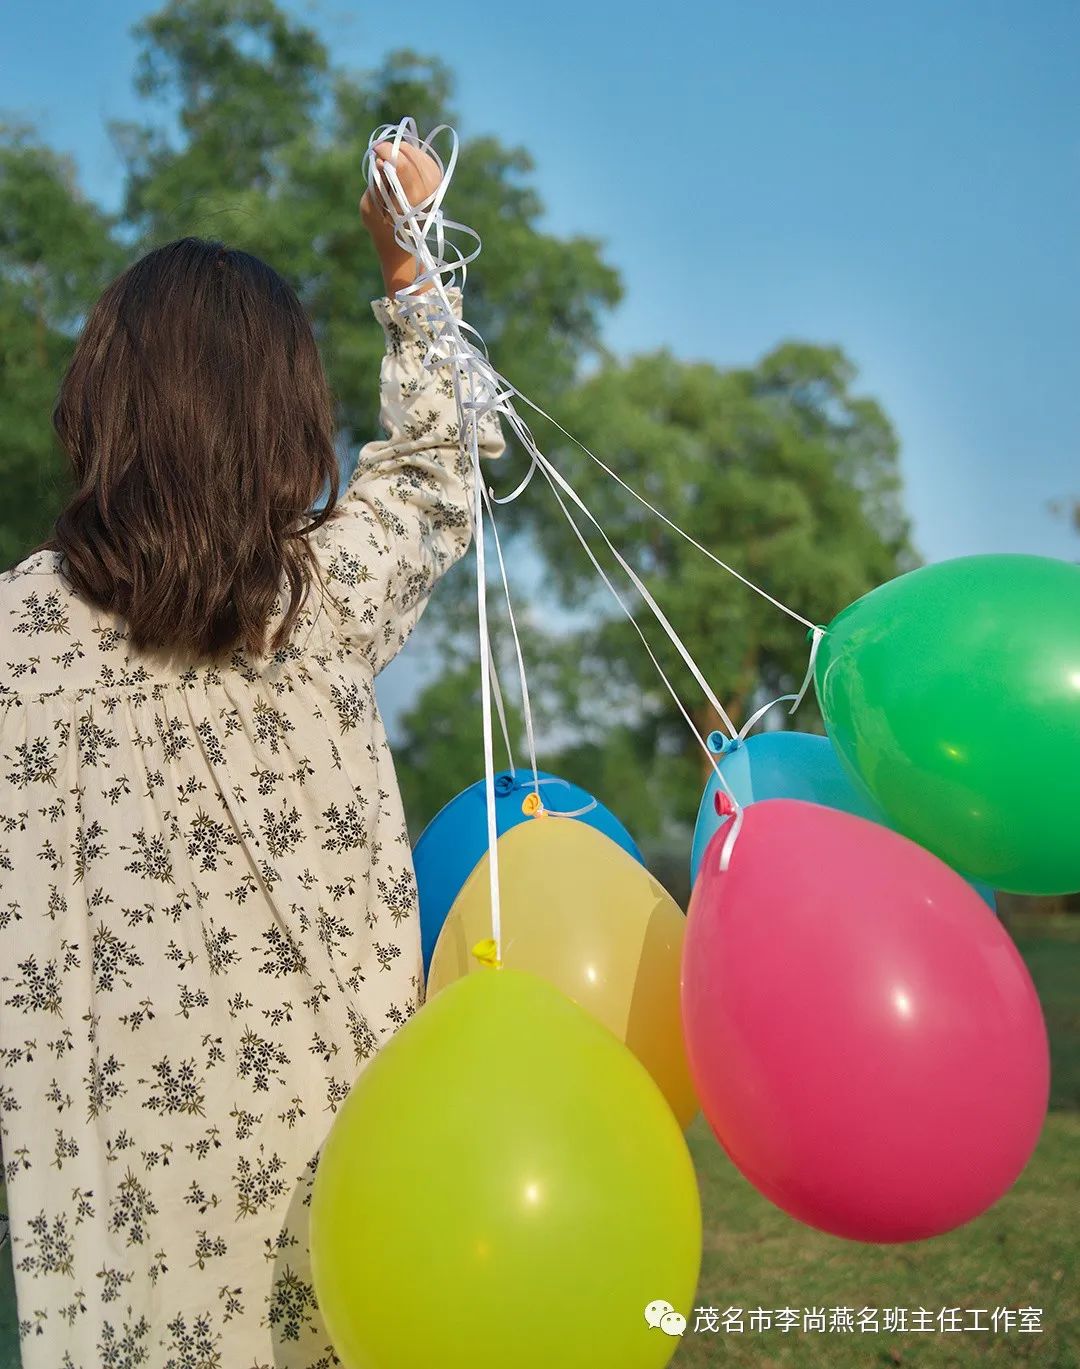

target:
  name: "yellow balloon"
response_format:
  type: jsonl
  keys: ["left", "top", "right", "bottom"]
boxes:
{"left": 310, "top": 969, "right": 702, "bottom": 1369}
{"left": 428, "top": 819, "right": 698, "bottom": 1128}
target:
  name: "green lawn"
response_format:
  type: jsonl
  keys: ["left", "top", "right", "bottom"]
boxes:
{"left": 1, "top": 918, "right": 1076, "bottom": 1367}
{"left": 673, "top": 913, "right": 1080, "bottom": 1368}
{"left": 674, "top": 1113, "right": 1078, "bottom": 1368}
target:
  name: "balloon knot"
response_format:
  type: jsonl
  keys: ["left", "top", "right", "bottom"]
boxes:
{"left": 521, "top": 792, "right": 544, "bottom": 818}
{"left": 471, "top": 938, "right": 502, "bottom": 968}
{"left": 714, "top": 791, "right": 737, "bottom": 818}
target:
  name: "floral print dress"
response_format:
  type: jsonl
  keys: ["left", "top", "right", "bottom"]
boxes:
{"left": 0, "top": 287, "right": 502, "bottom": 1368}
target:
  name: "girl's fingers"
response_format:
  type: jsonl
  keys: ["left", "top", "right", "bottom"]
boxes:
{"left": 378, "top": 140, "right": 416, "bottom": 178}
{"left": 369, "top": 166, "right": 392, "bottom": 214}
{"left": 370, "top": 138, "right": 440, "bottom": 206}
{"left": 393, "top": 140, "right": 422, "bottom": 168}
{"left": 392, "top": 144, "right": 428, "bottom": 201}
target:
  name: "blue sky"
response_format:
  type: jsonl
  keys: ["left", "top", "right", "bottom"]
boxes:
{"left": 3, "top": 1, "right": 1078, "bottom": 725}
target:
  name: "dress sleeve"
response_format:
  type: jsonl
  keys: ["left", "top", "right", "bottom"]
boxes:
{"left": 312, "top": 286, "right": 505, "bottom": 673}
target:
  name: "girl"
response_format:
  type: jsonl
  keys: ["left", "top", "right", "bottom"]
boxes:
{"left": 0, "top": 140, "right": 502, "bottom": 1366}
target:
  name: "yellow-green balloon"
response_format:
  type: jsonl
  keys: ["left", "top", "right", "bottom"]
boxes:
{"left": 310, "top": 968, "right": 701, "bottom": 1369}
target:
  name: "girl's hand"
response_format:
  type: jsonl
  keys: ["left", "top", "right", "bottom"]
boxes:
{"left": 361, "top": 140, "right": 442, "bottom": 296}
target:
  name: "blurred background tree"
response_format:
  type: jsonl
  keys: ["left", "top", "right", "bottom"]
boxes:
{"left": 2, "top": 0, "right": 921, "bottom": 885}
{"left": 0, "top": 128, "right": 122, "bottom": 563}
{"left": 110, "top": 0, "right": 620, "bottom": 455}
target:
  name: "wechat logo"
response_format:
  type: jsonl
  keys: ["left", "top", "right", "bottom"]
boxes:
{"left": 644, "top": 1300, "right": 686, "bottom": 1337}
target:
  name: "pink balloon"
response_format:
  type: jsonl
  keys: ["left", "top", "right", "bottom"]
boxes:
{"left": 682, "top": 799, "right": 1049, "bottom": 1242}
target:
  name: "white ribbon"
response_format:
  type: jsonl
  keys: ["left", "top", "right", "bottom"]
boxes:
{"left": 790, "top": 626, "right": 825, "bottom": 716}
{"left": 365, "top": 121, "right": 507, "bottom": 957}
{"left": 487, "top": 652, "right": 515, "bottom": 773}
{"left": 481, "top": 482, "right": 540, "bottom": 794}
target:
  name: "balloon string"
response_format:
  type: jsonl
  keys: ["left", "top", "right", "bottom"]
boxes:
{"left": 366, "top": 122, "right": 503, "bottom": 962}
{"left": 503, "top": 391, "right": 818, "bottom": 634}
{"left": 483, "top": 489, "right": 600, "bottom": 820}
{"left": 498, "top": 392, "right": 823, "bottom": 748}
{"left": 522, "top": 443, "right": 741, "bottom": 741}
{"left": 718, "top": 804, "right": 745, "bottom": 873}
{"left": 789, "top": 627, "right": 825, "bottom": 715}
{"left": 464, "top": 368, "right": 502, "bottom": 959}
{"left": 481, "top": 482, "right": 541, "bottom": 799}
{"left": 369, "top": 126, "right": 576, "bottom": 828}
{"left": 711, "top": 628, "right": 822, "bottom": 870}
{"left": 486, "top": 653, "right": 516, "bottom": 773}
{"left": 535, "top": 454, "right": 738, "bottom": 808}
{"left": 737, "top": 694, "right": 799, "bottom": 740}
{"left": 510, "top": 774, "right": 600, "bottom": 820}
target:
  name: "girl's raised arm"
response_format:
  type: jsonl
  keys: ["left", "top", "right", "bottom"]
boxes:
{"left": 314, "top": 286, "right": 503, "bottom": 672}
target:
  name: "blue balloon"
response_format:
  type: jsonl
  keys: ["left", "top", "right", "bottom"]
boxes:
{"left": 414, "top": 769, "right": 644, "bottom": 971}
{"left": 691, "top": 731, "right": 997, "bottom": 912}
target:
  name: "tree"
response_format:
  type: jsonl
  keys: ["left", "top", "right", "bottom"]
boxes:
{"left": 392, "top": 342, "right": 915, "bottom": 857}
{"left": 111, "top": 1, "right": 620, "bottom": 455}
{"left": 468, "top": 344, "right": 917, "bottom": 839}
{"left": 0, "top": 127, "right": 122, "bottom": 565}
{"left": 393, "top": 329, "right": 915, "bottom": 828}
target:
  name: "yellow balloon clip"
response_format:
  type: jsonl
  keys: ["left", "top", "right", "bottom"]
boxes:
{"left": 471, "top": 937, "right": 502, "bottom": 969}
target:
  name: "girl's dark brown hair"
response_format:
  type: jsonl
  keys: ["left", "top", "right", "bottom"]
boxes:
{"left": 47, "top": 237, "right": 340, "bottom": 658}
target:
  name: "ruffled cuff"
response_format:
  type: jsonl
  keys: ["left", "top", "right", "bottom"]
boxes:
{"left": 371, "top": 286, "right": 463, "bottom": 343}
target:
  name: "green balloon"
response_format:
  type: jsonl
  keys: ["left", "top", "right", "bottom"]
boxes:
{"left": 310, "top": 967, "right": 701, "bottom": 1369}
{"left": 815, "top": 554, "right": 1080, "bottom": 895}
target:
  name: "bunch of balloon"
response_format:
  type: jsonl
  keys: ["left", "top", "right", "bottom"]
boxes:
{"left": 427, "top": 816, "right": 698, "bottom": 1129}
{"left": 413, "top": 769, "right": 643, "bottom": 971}
{"left": 311, "top": 969, "right": 702, "bottom": 1369}
{"left": 814, "top": 553, "right": 1080, "bottom": 895}
{"left": 682, "top": 799, "right": 1049, "bottom": 1243}
{"left": 691, "top": 729, "right": 997, "bottom": 909}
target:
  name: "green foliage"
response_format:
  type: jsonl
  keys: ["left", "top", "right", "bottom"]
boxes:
{"left": 394, "top": 658, "right": 515, "bottom": 836}
{"left": 0, "top": 127, "right": 122, "bottom": 564}
{"left": 109, "top": 3, "right": 620, "bottom": 447}
{"left": 543, "top": 347, "right": 912, "bottom": 689}
{"left": 398, "top": 339, "right": 915, "bottom": 850}
{"left": 430, "top": 346, "right": 912, "bottom": 844}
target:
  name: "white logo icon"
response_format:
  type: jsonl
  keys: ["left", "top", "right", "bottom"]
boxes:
{"left": 644, "top": 1300, "right": 685, "bottom": 1336}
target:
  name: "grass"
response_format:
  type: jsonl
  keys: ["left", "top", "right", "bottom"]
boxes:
{"left": 1, "top": 918, "right": 1076, "bottom": 1367}
{"left": 1005, "top": 913, "right": 1080, "bottom": 1111}
{"left": 674, "top": 1113, "right": 1078, "bottom": 1368}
